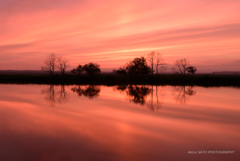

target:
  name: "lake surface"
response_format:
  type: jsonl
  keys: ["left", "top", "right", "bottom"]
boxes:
{"left": 0, "top": 84, "right": 239, "bottom": 161}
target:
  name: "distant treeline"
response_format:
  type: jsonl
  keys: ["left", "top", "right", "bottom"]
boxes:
{"left": 41, "top": 52, "right": 197, "bottom": 77}
{"left": 0, "top": 52, "right": 239, "bottom": 86}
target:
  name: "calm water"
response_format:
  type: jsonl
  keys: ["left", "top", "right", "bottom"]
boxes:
{"left": 0, "top": 84, "right": 239, "bottom": 161}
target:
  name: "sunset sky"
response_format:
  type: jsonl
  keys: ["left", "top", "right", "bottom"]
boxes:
{"left": 0, "top": 0, "right": 240, "bottom": 72}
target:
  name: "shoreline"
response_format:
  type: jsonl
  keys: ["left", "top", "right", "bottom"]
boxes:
{"left": 0, "top": 74, "right": 240, "bottom": 87}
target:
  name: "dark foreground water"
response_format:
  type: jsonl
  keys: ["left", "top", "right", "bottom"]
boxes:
{"left": 0, "top": 84, "right": 239, "bottom": 161}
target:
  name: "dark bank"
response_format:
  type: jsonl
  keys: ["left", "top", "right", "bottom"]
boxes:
{"left": 0, "top": 74, "right": 240, "bottom": 87}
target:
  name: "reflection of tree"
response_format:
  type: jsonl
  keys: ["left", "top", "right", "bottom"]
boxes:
{"left": 172, "top": 86, "right": 196, "bottom": 104}
{"left": 41, "top": 85, "right": 69, "bottom": 107}
{"left": 71, "top": 86, "right": 84, "bottom": 96}
{"left": 127, "top": 85, "right": 152, "bottom": 105}
{"left": 146, "top": 85, "right": 165, "bottom": 111}
{"left": 114, "top": 85, "right": 166, "bottom": 111}
{"left": 83, "top": 85, "right": 100, "bottom": 98}
{"left": 71, "top": 85, "right": 100, "bottom": 99}
{"left": 113, "top": 85, "right": 128, "bottom": 93}
{"left": 58, "top": 85, "right": 69, "bottom": 104}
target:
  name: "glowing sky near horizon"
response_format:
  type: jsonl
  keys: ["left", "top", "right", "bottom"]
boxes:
{"left": 0, "top": 0, "right": 240, "bottom": 72}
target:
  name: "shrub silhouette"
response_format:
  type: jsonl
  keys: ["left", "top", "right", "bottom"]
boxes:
{"left": 113, "top": 67, "right": 127, "bottom": 75}
{"left": 125, "top": 57, "right": 152, "bottom": 76}
{"left": 83, "top": 62, "right": 101, "bottom": 76}
{"left": 186, "top": 66, "right": 197, "bottom": 74}
{"left": 71, "top": 65, "right": 84, "bottom": 76}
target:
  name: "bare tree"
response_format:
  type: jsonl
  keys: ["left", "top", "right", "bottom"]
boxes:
{"left": 147, "top": 51, "right": 155, "bottom": 76}
{"left": 57, "top": 56, "right": 70, "bottom": 76}
{"left": 172, "top": 58, "right": 190, "bottom": 76}
{"left": 155, "top": 52, "right": 164, "bottom": 75}
{"left": 41, "top": 53, "right": 57, "bottom": 75}
{"left": 147, "top": 51, "right": 165, "bottom": 75}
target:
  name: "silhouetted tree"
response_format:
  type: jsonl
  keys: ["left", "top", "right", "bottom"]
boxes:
{"left": 172, "top": 58, "right": 190, "bottom": 76}
{"left": 71, "top": 65, "right": 84, "bottom": 76}
{"left": 147, "top": 51, "right": 165, "bottom": 75}
{"left": 186, "top": 66, "right": 197, "bottom": 74}
{"left": 147, "top": 51, "right": 155, "bottom": 76}
{"left": 113, "top": 67, "right": 127, "bottom": 75}
{"left": 83, "top": 63, "right": 101, "bottom": 76}
{"left": 41, "top": 53, "right": 57, "bottom": 75}
{"left": 155, "top": 52, "right": 165, "bottom": 75}
{"left": 57, "top": 56, "right": 70, "bottom": 76}
{"left": 126, "top": 57, "right": 152, "bottom": 76}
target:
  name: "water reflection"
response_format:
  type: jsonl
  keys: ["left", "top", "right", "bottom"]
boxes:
{"left": 172, "top": 86, "right": 196, "bottom": 104}
{"left": 127, "top": 85, "right": 152, "bottom": 105}
{"left": 146, "top": 85, "right": 166, "bottom": 111}
{"left": 41, "top": 85, "right": 196, "bottom": 108}
{"left": 114, "top": 85, "right": 128, "bottom": 92}
{"left": 41, "top": 85, "right": 69, "bottom": 106}
{"left": 71, "top": 85, "right": 101, "bottom": 99}
{"left": 114, "top": 85, "right": 165, "bottom": 111}
{"left": 2, "top": 84, "right": 240, "bottom": 161}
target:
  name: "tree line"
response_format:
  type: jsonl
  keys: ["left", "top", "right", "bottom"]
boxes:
{"left": 41, "top": 53, "right": 70, "bottom": 76}
{"left": 42, "top": 52, "right": 197, "bottom": 76}
{"left": 41, "top": 53, "right": 101, "bottom": 76}
{"left": 113, "top": 51, "right": 197, "bottom": 76}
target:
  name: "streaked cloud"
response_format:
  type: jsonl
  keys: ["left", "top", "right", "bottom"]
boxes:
{"left": 0, "top": 0, "right": 240, "bottom": 71}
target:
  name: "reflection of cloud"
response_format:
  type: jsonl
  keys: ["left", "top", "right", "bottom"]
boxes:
{"left": 172, "top": 86, "right": 196, "bottom": 104}
{"left": 71, "top": 85, "right": 101, "bottom": 99}
{"left": 1, "top": 84, "right": 240, "bottom": 161}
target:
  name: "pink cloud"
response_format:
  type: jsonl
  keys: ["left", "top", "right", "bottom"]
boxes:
{"left": 0, "top": 0, "right": 240, "bottom": 71}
